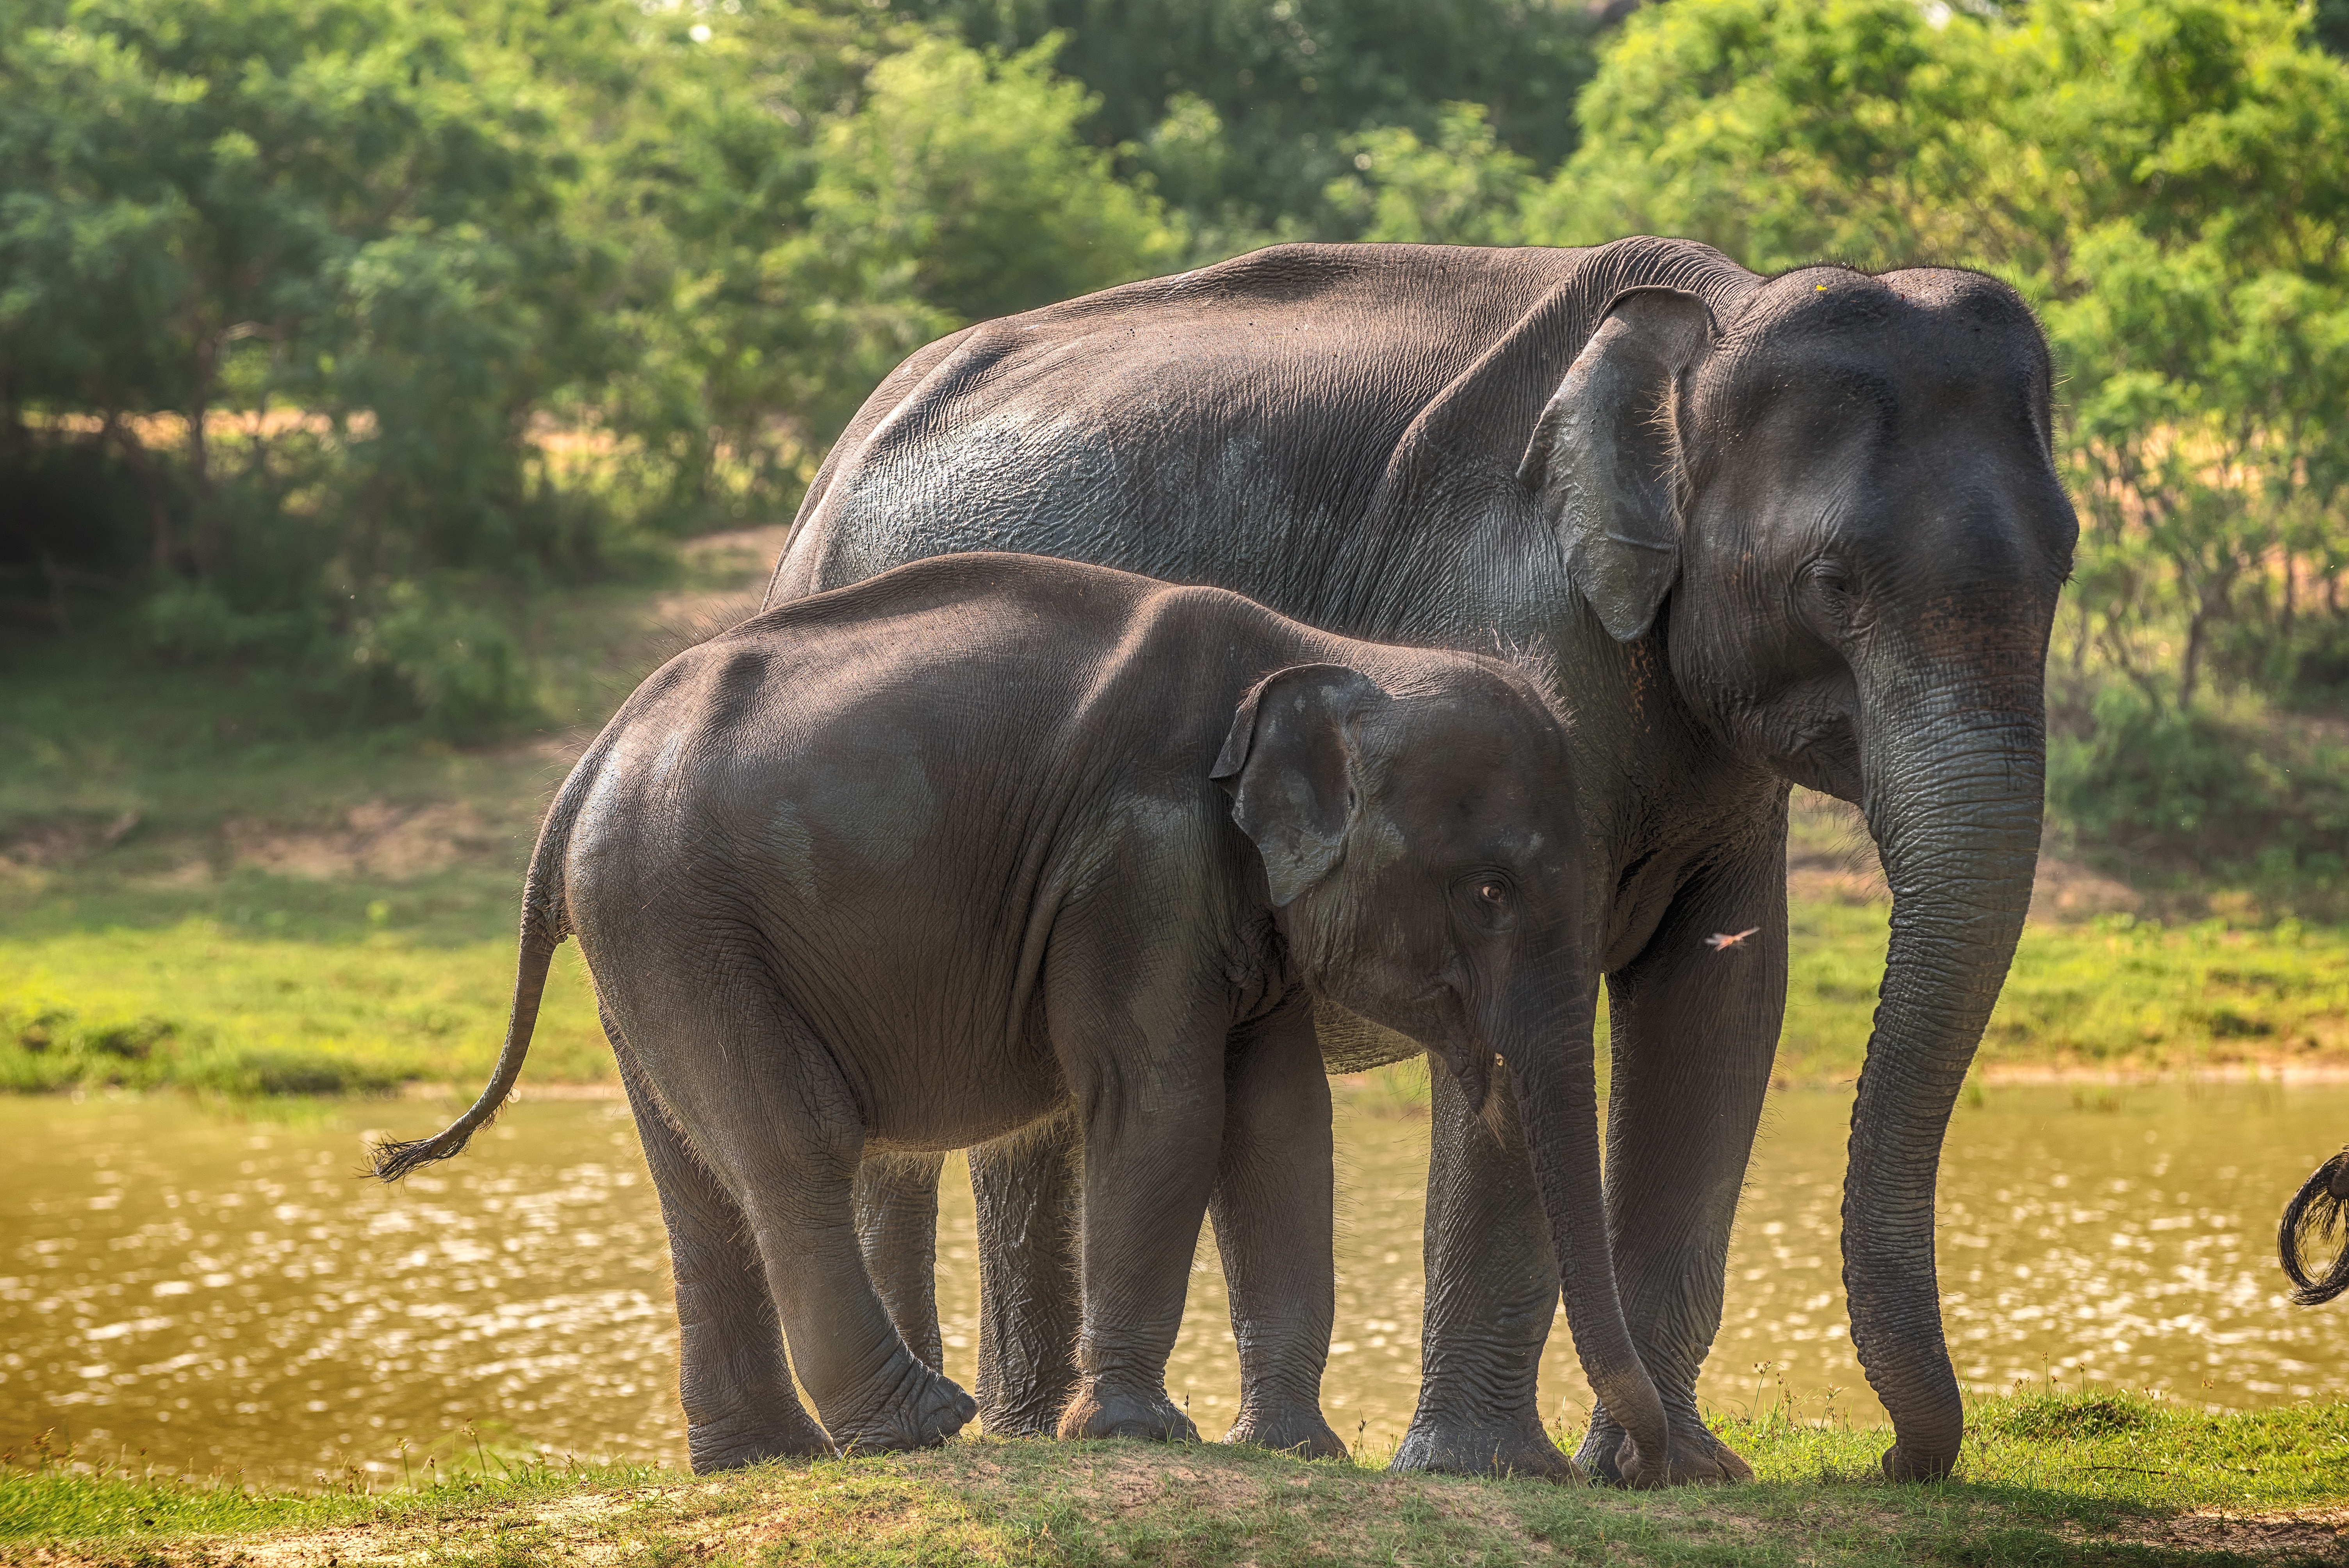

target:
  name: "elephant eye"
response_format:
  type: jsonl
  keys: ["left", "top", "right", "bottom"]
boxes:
{"left": 1457, "top": 875, "right": 1516, "bottom": 929}
{"left": 1808, "top": 559, "right": 1851, "bottom": 597}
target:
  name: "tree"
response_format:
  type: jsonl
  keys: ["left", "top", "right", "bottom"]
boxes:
{"left": 1529, "top": 0, "right": 2349, "bottom": 713}
{"left": 899, "top": 0, "right": 1600, "bottom": 241}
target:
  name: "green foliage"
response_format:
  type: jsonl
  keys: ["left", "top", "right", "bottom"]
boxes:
{"left": 762, "top": 31, "right": 1181, "bottom": 415}
{"left": 1528, "top": 0, "right": 1995, "bottom": 266}
{"left": 2047, "top": 683, "right": 2349, "bottom": 886}
{"left": 0, "top": 0, "right": 1190, "bottom": 732}
{"left": 1323, "top": 102, "right": 1535, "bottom": 245}
{"left": 0, "top": 0, "right": 627, "bottom": 725}
{"left": 904, "top": 0, "right": 1600, "bottom": 242}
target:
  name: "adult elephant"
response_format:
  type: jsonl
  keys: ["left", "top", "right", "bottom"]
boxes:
{"left": 763, "top": 237, "right": 2078, "bottom": 1484}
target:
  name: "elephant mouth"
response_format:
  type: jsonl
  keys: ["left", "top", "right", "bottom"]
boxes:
{"left": 1784, "top": 715, "right": 1862, "bottom": 801}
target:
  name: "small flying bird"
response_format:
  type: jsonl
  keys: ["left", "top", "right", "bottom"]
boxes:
{"left": 1704, "top": 927, "right": 1761, "bottom": 952}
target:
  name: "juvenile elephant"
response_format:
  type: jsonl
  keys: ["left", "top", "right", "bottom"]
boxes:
{"left": 771, "top": 238, "right": 2080, "bottom": 1484}
{"left": 371, "top": 552, "right": 1661, "bottom": 1471}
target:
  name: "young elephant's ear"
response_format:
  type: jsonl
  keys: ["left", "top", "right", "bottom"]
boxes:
{"left": 1212, "top": 664, "right": 1388, "bottom": 907}
{"left": 1519, "top": 287, "right": 1717, "bottom": 643}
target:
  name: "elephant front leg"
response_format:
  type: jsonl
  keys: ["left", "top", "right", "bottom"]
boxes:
{"left": 1055, "top": 1071, "right": 1223, "bottom": 1445}
{"left": 1576, "top": 848, "right": 1785, "bottom": 1487}
{"left": 1043, "top": 926, "right": 1232, "bottom": 1445}
{"left": 971, "top": 1121, "right": 1084, "bottom": 1435}
{"left": 1392, "top": 1061, "right": 1580, "bottom": 1480}
{"left": 1211, "top": 1003, "right": 1344, "bottom": 1458}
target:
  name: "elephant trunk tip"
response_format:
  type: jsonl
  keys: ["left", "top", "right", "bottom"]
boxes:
{"left": 1882, "top": 1442, "right": 1959, "bottom": 1484}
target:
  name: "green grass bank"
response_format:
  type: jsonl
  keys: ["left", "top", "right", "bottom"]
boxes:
{"left": 7, "top": 527, "right": 2349, "bottom": 1098}
{"left": 3, "top": 907, "right": 2345, "bottom": 1097}
{"left": 4, "top": 1392, "right": 2347, "bottom": 1566}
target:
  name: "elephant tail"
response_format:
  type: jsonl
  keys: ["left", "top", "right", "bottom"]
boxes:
{"left": 370, "top": 750, "right": 597, "bottom": 1182}
{"left": 2280, "top": 1148, "right": 2349, "bottom": 1306}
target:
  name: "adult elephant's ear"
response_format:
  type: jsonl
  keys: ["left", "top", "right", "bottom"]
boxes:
{"left": 1520, "top": 287, "right": 1718, "bottom": 642}
{"left": 1212, "top": 664, "right": 1389, "bottom": 907}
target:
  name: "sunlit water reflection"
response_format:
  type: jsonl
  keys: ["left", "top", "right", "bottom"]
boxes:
{"left": 2, "top": 1082, "right": 2341, "bottom": 1482}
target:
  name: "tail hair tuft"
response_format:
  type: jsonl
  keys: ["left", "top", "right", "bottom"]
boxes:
{"left": 371, "top": 1128, "right": 479, "bottom": 1182}
{"left": 2279, "top": 1149, "right": 2349, "bottom": 1306}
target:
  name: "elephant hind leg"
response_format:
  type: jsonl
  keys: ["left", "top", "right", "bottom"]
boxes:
{"left": 970, "top": 1118, "right": 1084, "bottom": 1436}
{"left": 612, "top": 1021, "right": 828, "bottom": 1472}
{"left": 613, "top": 993, "right": 975, "bottom": 1458}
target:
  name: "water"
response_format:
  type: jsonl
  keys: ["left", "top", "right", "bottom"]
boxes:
{"left": 3, "top": 1083, "right": 2342, "bottom": 1483}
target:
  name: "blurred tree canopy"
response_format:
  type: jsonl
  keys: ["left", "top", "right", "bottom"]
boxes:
{"left": 904, "top": 0, "right": 1599, "bottom": 241}
{"left": 2, "top": 0, "right": 2344, "bottom": 821}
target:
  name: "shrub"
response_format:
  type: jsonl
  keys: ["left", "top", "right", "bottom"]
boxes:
{"left": 2048, "top": 682, "right": 2349, "bottom": 884}
{"left": 351, "top": 582, "right": 538, "bottom": 741}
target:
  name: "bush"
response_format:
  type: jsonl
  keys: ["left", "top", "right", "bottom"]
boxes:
{"left": 141, "top": 581, "right": 312, "bottom": 663}
{"left": 352, "top": 582, "right": 538, "bottom": 740}
{"left": 2048, "top": 683, "right": 2349, "bottom": 886}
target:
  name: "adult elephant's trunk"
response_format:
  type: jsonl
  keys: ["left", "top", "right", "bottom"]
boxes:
{"left": 1497, "top": 971, "right": 1675, "bottom": 1485}
{"left": 1844, "top": 652, "right": 2047, "bottom": 1482}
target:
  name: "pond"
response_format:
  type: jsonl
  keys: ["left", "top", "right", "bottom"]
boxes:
{"left": 2, "top": 1082, "right": 2341, "bottom": 1485}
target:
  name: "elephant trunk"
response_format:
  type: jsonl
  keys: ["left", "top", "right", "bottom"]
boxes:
{"left": 1496, "top": 972, "right": 1675, "bottom": 1486}
{"left": 1843, "top": 658, "right": 2046, "bottom": 1482}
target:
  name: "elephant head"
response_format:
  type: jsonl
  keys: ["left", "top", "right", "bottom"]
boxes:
{"left": 1213, "top": 658, "right": 1678, "bottom": 1484}
{"left": 1523, "top": 267, "right": 2079, "bottom": 1480}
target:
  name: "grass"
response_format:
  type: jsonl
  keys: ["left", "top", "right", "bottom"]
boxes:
{"left": 4, "top": 905, "right": 2344, "bottom": 1099}
{"left": 3, "top": 1392, "right": 2345, "bottom": 1565}
{"left": 1780, "top": 904, "right": 2349, "bottom": 1083}
{"left": 0, "top": 922, "right": 610, "bottom": 1094}
{"left": 0, "top": 529, "right": 774, "bottom": 1096}
{"left": 4, "top": 524, "right": 2349, "bottom": 1098}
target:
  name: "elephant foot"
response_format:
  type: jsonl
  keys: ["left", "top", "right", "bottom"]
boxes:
{"left": 822, "top": 1356, "right": 977, "bottom": 1454}
{"left": 1390, "top": 1412, "right": 1583, "bottom": 1481}
{"left": 1224, "top": 1402, "right": 1347, "bottom": 1459}
{"left": 686, "top": 1410, "right": 834, "bottom": 1473}
{"left": 977, "top": 1358, "right": 1083, "bottom": 1438}
{"left": 1881, "top": 1443, "right": 1956, "bottom": 1482}
{"left": 1595, "top": 1422, "right": 1754, "bottom": 1488}
{"left": 1056, "top": 1378, "right": 1199, "bottom": 1443}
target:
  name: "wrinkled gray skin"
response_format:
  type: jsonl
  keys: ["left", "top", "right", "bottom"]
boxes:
{"left": 371, "top": 553, "right": 1659, "bottom": 1473}
{"left": 768, "top": 239, "right": 2079, "bottom": 1484}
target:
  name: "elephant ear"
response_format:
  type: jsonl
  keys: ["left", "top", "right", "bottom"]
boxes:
{"left": 1519, "top": 287, "right": 1718, "bottom": 643}
{"left": 1212, "top": 664, "right": 1389, "bottom": 907}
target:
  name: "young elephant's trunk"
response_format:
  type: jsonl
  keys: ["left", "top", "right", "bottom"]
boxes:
{"left": 1492, "top": 973, "right": 1675, "bottom": 1485}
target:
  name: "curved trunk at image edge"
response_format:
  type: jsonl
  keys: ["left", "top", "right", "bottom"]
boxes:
{"left": 1844, "top": 684, "right": 2047, "bottom": 1482}
{"left": 1498, "top": 978, "right": 1675, "bottom": 1484}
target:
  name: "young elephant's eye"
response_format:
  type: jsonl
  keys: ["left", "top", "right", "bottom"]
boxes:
{"left": 1460, "top": 877, "right": 1516, "bottom": 930}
